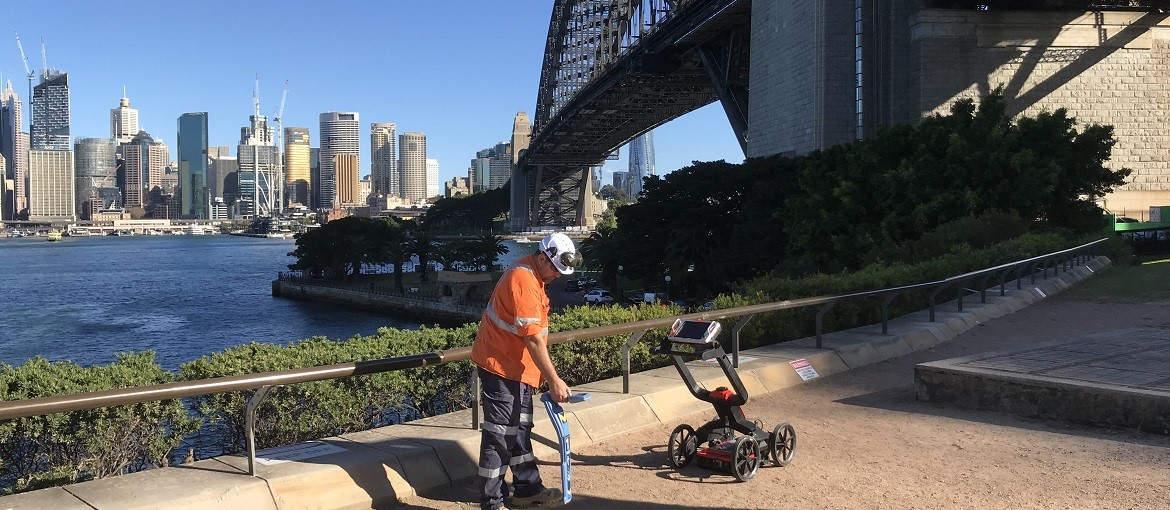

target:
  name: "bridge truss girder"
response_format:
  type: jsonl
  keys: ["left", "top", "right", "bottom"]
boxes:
{"left": 522, "top": 0, "right": 751, "bottom": 229}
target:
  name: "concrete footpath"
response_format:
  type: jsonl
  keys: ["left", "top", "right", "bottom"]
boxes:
{"left": 0, "top": 257, "right": 1111, "bottom": 510}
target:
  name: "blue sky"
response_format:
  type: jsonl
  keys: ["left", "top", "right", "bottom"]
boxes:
{"left": 0, "top": 1, "right": 742, "bottom": 184}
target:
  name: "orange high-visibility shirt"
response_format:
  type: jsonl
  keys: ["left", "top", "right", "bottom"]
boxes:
{"left": 471, "top": 255, "right": 550, "bottom": 388}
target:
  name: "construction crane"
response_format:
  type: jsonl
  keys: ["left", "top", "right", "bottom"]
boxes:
{"left": 39, "top": 38, "right": 47, "bottom": 79}
{"left": 14, "top": 34, "right": 33, "bottom": 130}
{"left": 272, "top": 81, "right": 288, "bottom": 213}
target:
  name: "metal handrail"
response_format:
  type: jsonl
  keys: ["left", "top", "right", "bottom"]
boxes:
{"left": 0, "top": 237, "right": 1109, "bottom": 475}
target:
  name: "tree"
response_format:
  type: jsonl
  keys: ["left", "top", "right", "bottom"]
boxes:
{"left": 288, "top": 217, "right": 402, "bottom": 280}
{"left": 406, "top": 220, "right": 437, "bottom": 282}
{"left": 422, "top": 186, "right": 510, "bottom": 234}
{"left": 598, "top": 184, "right": 629, "bottom": 202}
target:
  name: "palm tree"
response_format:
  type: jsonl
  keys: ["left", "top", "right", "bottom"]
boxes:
{"left": 581, "top": 227, "right": 622, "bottom": 289}
{"left": 407, "top": 220, "right": 437, "bottom": 282}
{"left": 473, "top": 232, "right": 509, "bottom": 272}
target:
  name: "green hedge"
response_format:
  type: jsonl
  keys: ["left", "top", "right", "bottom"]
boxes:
{"left": 0, "top": 353, "right": 197, "bottom": 494}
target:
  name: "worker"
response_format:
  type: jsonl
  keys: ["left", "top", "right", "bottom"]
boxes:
{"left": 472, "top": 232, "right": 581, "bottom": 509}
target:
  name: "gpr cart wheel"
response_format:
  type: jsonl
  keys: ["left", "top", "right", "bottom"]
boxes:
{"left": 769, "top": 422, "right": 797, "bottom": 467}
{"left": 668, "top": 424, "right": 698, "bottom": 468}
{"left": 731, "top": 436, "right": 761, "bottom": 482}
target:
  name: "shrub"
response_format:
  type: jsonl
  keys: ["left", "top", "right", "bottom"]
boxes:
{"left": 0, "top": 353, "right": 196, "bottom": 494}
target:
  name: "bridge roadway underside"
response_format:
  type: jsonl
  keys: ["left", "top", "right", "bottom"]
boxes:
{"left": 519, "top": 0, "right": 750, "bottom": 227}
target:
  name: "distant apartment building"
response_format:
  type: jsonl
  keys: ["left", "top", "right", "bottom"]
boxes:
{"left": 371, "top": 122, "right": 398, "bottom": 197}
{"left": 74, "top": 138, "right": 117, "bottom": 218}
{"left": 359, "top": 175, "right": 372, "bottom": 205}
{"left": 426, "top": 158, "right": 440, "bottom": 198}
{"left": 0, "top": 82, "right": 28, "bottom": 219}
{"left": 470, "top": 142, "right": 511, "bottom": 193}
{"left": 445, "top": 176, "right": 471, "bottom": 198}
{"left": 110, "top": 92, "right": 139, "bottom": 144}
{"left": 31, "top": 71, "right": 71, "bottom": 151}
{"left": 399, "top": 132, "right": 427, "bottom": 202}
{"left": 335, "top": 153, "right": 360, "bottom": 206}
{"left": 319, "top": 112, "right": 360, "bottom": 209}
{"left": 612, "top": 171, "right": 629, "bottom": 194}
{"left": 120, "top": 131, "right": 168, "bottom": 209}
{"left": 284, "top": 127, "right": 311, "bottom": 206}
{"left": 28, "top": 150, "right": 74, "bottom": 222}
{"left": 178, "top": 112, "right": 209, "bottom": 218}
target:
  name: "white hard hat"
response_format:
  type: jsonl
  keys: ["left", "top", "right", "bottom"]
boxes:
{"left": 539, "top": 232, "right": 581, "bottom": 275}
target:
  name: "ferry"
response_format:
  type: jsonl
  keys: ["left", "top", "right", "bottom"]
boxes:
{"left": 185, "top": 225, "right": 210, "bottom": 236}
{"left": 46, "top": 230, "right": 63, "bottom": 242}
{"left": 67, "top": 228, "right": 93, "bottom": 237}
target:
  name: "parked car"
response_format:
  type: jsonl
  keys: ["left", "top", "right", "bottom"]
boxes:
{"left": 583, "top": 289, "right": 615, "bottom": 305}
{"left": 565, "top": 279, "right": 581, "bottom": 292}
{"left": 701, "top": 300, "right": 716, "bottom": 311}
{"left": 576, "top": 277, "right": 598, "bottom": 289}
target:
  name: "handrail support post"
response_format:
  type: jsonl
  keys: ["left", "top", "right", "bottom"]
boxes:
{"left": 881, "top": 294, "right": 897, "bottom": 335}
{"left": 246, "top": 385, "right": 277, "bottom": 477}
{"left": 622, "top": 330, "right": 647, "bottom": 394}
{"left": 730, "top": 315, "right": 755, "bottom": 368}
{"left": 815, "top": 302, "right": 836, "bottom": 349}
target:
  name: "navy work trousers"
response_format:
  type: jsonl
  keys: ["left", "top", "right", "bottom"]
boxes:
{"left": 477, "top": 367, "right": 545, "bottom": 510}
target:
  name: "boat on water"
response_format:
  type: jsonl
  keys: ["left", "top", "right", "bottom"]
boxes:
{"left": 67, "top": 228, "right": 93, "bottom": 237}
{"left": 46, "top": 230, "right": 63, "bottom": 242}
{"left": 185, "top": 225, "right": 209, "bottom": 236}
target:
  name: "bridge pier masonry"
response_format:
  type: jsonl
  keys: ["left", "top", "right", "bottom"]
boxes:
{"left": 514, "top": 0, "right": 1170, "bottom": 230}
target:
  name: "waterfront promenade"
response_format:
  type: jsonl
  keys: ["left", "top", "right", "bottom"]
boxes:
{"left": 407, "top": 265, "right": 1170, "bottom": 509}
{"left": 8, "top": 254, "right": 1167, "bottom": 508}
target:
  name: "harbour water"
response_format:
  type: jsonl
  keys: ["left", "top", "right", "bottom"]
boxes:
{"left": 0, "top": 235, "right": 426, "bottom": 369}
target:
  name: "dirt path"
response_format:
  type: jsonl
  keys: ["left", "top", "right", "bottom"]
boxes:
{"left": 405, "top": 296, "right": 1170, "bottom": 509}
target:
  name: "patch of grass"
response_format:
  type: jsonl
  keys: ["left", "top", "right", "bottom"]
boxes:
{"left": 1063, "top": 257, "right": 1170, "bottom": 303}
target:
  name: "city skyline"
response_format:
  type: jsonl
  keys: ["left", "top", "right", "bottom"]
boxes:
{"left": 0, "top": 2, "right": 742, "bottom": 187}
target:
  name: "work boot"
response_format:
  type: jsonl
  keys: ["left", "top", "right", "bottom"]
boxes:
{"left": 507, "top": 487, "right": 563, "bottom": 508}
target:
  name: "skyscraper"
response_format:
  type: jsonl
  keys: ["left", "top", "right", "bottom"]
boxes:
{"left": 284, "top": 127, "right": 311, "bottom": 206}
{"left": 399, "top": 132, "right": 427, "bottom": 202}
{"left": 0, "top": 153, "right": 5, "bottom": 220}
{"left": 371, "top": 122, "right": 398, "bottom": 198}
{"left": 208, "top": 151, "right": 237, "bottom": 202}
{"left": 471, "top": 142, "right": 511, "bottom": 193}
{"left": 27, "top": 150, "right": 74, "bottom": 222}
{"left": 74, "top": 138, "right": 117, "bottom": 218}
{"left": 627, "top": 131, "right": 656, "bottom": 197}
{"left": 110, "top": 91, "right": 139, "bottom": 144}
{"left": 121, "top": 131, "right": 168, "bottom": 209}
{"left": 335, "top": 154, "right": 360, "bottom": 206}
{"left": 319, "top": 112, "right": 360, "bottom": 210}
{"left": 1, "top": 81, "right": 28, "bottom": 219}
{"left": 31, "top": 71, "right": 70, "bottom": 151}
{"left": 488, "top": 142, "right": 512, "bottom": 190}
{"left": 509, "top": 112, "right": 532, "bottom": 231}
{"left": 178, "top": 113, "right": 209, "bottom": 218}
{"left": 310, "top": 147, "right": 321, "bottom": 209}
{"left": 238, "top": 109, "right": 279, "bottom": 218}
{"left": 426, "top": 158, "right": 440, "bottom": 198}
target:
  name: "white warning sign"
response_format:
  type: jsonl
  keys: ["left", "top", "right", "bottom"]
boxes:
{"left": 790, "top": 359, "right": 819, "bottom": 382}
